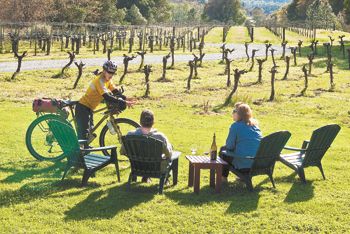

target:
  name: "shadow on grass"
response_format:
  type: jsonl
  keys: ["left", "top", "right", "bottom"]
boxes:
{"left": 0, "top": 161, "right": 65, "bottom": 184}
{"left": 225, "top": 177, "right": 280, "bottom": 213}
{"left": 275, "top": 171, "right": 314, "bottom": 203}
{"left": 225, "top": 191, "right": 260, "bottom": 214}
{"left": 284, "top": 181, "right": 315, "bottom": 203}
{"left": 0, "top": 179, "right": 94, "bottom": 208}
{"left": 166, "top": 171, "right": 315, "bottom": 214}
{"left": 0, "top": 158, "right": 132, "bottom": 184}
{"left": 213, "top": 94, "right": 253, "bottom": 112}
{"left": 241, "top": 81, "right": 262, "bottom": 87}
{"left": 165, "top": 180, "right": 272, "bottom": 214}
{"left": 213, "top": 103, "right": 228, "bottom": 112}
{"left": 64, "top": 183, "right": 155, "bottom": 220}
{"left": 272, "top": 171, "right": 315, "bottom": 203}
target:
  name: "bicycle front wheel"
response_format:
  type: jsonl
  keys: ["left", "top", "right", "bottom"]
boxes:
{"left": 25, "top": 114, "right": 68, "bottom": 161}
{"left": 99, "top": 118, "right": 140, "bottom": 156}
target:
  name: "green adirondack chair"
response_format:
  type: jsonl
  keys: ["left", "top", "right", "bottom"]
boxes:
{"left": 47, "top": 119, "right": 120, "bottom": 186}
{"left": 121, "top": 135, "right": 180, "bottom": 194}
{"left": 279, "top": 124, "right": 341, "bottom": 183}
{"left": 222, "top": 131, "right": 291, "bottom": 191}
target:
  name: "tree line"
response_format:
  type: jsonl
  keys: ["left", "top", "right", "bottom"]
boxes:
{"left": 0, "top": 0, "right": 247, "bottom": 25}
{"left": 286, "top": 0, "right": 350, "bottom": 26}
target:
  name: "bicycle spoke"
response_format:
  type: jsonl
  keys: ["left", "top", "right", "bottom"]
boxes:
{"left": 99, "top": 118, "right": 140, "bottom": 158}
{"left": 26, "top": 114, "right": 66, "bottom": 161}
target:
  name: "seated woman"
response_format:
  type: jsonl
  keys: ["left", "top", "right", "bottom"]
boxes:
{"left": 220, "top": 102, "right": 262, "bottom": 182}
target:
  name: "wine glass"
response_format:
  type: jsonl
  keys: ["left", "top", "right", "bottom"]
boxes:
{"left": 190, "top": 145, "right": 197, "bottom": 155}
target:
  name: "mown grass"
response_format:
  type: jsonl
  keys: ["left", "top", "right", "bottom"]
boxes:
{"left": 316, "top": 29, "right": 350, "bottom": 43}
{"left": 0, "top": 33, "right": 350, "bottom": 233}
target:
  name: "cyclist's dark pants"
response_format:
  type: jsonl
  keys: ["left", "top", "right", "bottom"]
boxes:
{"left": 75, "top": 103, "right": 94, "bottom": 140}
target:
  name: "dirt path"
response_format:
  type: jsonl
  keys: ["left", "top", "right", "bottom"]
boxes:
{"left": 0, "top": 43, "right": 285, "bottom": 72}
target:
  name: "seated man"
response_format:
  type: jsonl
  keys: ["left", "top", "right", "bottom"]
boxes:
{"left": 121, "top": 109, "right": 180, "bottom": 182}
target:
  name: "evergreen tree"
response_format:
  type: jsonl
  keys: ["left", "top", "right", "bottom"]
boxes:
{"left": 116, "top": 0, "right": 171, "bottom": 23}
{"left": 203, "top": 0, "right": 246, "bottom": 24}
{"left": 306, "top": 0, "right": 337, "bottom": 29}
{"left": 125, "top": 4, "right": 147, "bottom": 25}
{"left": 98, "top": 0, "right": 124, "bottom": 24}
{"left": 329, "top": 0, "right": 344, "bottom": 15}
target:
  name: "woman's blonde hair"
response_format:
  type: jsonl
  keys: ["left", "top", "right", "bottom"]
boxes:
{"left": 234, "top": 103, "right": 258, "bottom": 126}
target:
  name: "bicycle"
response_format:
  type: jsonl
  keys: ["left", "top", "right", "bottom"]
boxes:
{"left": 25, "top": 93, "right": 140, "bottom": 161}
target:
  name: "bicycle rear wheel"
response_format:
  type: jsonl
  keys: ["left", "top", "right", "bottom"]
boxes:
{"left": 25, "top": 114, "right": 69, "bottom": 161}
{"left": 99, "top": 118, "right": 140, "bottom": 156}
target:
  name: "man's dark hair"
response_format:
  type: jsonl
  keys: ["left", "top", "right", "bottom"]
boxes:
{"left": 140, "top": 110, "right": 154, "bottom": 128}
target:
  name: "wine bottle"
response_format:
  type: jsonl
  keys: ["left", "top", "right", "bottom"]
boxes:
{"left": 210, "top": 133, "right": 217, "bottom": 160}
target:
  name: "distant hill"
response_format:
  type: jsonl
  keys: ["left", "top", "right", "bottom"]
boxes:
{"left": 170, "top": 0, "right": 206, "bottom": 3}
{"left": 240, "top": 0, "right": 292, "bottom": 14}
{"left": 170, "top": 0, "right": 291, "bottom": 14}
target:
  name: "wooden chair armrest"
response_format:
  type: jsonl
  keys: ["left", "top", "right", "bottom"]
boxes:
{"left": 221, "top": 150, "right": 235, "bottom": 156}
{"left": 222, "top": 150, "right": 254, "bottom": 160}
{"left": 81, "top": 145, "right": 117, "bottom": 153}
{"left": 284, "top": 146, "right": 306, "bottom": 152}
{"left": 302, "top": 140, "right": 310, "bottom": 149}
{"left": 170, "top": 151, "right": 181, "bottom": 161}
{"left": 78, "top": 139, "right": 88, "bottom": 144}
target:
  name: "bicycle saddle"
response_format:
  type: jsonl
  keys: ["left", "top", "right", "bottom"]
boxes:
{"left": 62, "top": 100, "right": 79, "bottom": 107}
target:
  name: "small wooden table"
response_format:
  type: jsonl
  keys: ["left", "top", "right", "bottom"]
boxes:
{"left": 186, "top": 156, "right": 228, "bottom": 194}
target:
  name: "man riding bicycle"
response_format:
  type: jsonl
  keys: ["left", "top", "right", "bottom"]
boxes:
{"left": 76, "top": 61, "right": 136, "bottom": 143}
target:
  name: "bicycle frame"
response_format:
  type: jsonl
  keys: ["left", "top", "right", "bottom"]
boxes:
{"left": 36, "top": 102, "right": 124, "bottom": 146}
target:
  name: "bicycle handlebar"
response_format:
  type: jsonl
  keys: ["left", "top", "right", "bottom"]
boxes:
{"left": 60, "top": 86, "right": 125, "bottom": 112}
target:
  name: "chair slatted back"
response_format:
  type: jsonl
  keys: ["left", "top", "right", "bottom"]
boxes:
{"left": 303, "top": 124, "right": 341, "bottom": 167}
{"left": 47, "top": 120, "right": 82, "bottom": 167}
{"left": 251, "top": 131, "right": 291, "bottom": 175}
{"left": 122, "top": 135, "right": 167, "bottom": 177}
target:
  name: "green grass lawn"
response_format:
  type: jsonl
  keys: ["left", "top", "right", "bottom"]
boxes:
{"left": 205, "top": 26, "right": 288, "bottom": 45}
{"left": 227, "top": 26, "right": 251, "bottom": 44}
{"left": 0, "top": 36, "right": 350, "bottom": 233}
{"left": 315, "top": 29, "right": 350, "bottom": 43}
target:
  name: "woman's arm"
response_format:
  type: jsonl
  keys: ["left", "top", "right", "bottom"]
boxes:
{"left": 225, "top": 124, "right": 237, "bottom": 151}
